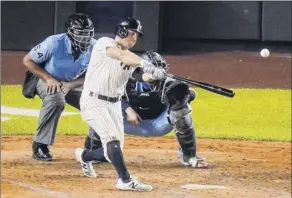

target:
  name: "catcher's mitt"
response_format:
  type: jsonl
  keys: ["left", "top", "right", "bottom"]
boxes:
{"left": 164, "top": 80, "right": 190, "bottom": 111}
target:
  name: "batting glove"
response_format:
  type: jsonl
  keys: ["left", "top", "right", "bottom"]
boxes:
{"left": 152, "top": 68, "right": 167, "bottom": 80}
{"left": 140, "top": 60, "right": 156, "bottom": 73}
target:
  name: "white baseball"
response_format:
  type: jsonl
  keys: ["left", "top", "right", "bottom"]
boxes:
{"left": 260, "top": 48, "right": 270, "bottom": 58}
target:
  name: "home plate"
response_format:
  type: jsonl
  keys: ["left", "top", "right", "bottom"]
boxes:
{"left": 181, "top": 184, "right": 229, "bottom": 190}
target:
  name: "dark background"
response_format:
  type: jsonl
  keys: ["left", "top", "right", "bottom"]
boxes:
{"left": 1, "top": 1, "right": 291, "bottom": 52}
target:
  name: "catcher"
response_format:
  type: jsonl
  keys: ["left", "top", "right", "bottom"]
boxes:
{"left": 83, "top": 51, "right": 208, "bottom": 168}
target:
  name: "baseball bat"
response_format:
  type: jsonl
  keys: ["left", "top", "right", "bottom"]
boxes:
{"left": 167, "top": 74, "right": 235, "bottom": 98}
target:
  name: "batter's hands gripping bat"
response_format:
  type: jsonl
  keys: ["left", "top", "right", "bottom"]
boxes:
{"left": 167, "top": 74, "right": 235, "bottom": 98}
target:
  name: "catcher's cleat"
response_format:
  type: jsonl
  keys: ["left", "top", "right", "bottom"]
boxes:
{"left": 32, "top": 142, "right": 53, "bottom": 161}
{"left": 178, "top": 148, "right": 208, "bottom": 168}
{"left": 75, "top": 148, "right": 97, "bottom": 178}
{"left": 116, "top": 177, "right": 153, "bottom": 191}
{"left": 180, "top": 155, "right": 208, "bottom": 168}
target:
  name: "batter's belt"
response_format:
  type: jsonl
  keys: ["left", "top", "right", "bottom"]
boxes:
{"left": 89, "top": 91, "right": 121, "bottom": 103}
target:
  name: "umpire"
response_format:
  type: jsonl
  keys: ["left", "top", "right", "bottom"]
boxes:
{"left": 23, "top": 13, "right": 96, "bottom": 161}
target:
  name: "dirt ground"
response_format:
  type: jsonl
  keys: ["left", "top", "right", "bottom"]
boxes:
{"left": 1, "top": 51, "right": 291, "bottom": 197}
{"left": 1, "top": 136, "right": 291, "bottom": 198}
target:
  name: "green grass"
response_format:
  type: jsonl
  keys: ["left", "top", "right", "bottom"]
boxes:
{"left": 1, "top": 85, "right": 291, "bottom": 142}
{"left": 1, "top": 85, "right": 78, "bottom": 111}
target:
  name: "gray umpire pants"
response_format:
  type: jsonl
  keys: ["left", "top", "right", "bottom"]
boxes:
{"left": 34, "top": 79, "right": 95, "bottom": 145}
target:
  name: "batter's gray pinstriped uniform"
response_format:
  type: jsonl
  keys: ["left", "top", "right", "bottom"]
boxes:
{"left": 80, "top": 37, "right": 135, "bottom": 162}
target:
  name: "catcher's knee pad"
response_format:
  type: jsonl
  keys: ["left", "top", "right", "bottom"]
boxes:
{"left": 169, "top": 105, "right": 196, "bottom": 158}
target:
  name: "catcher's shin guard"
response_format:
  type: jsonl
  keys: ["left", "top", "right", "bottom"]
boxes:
{"left": 169, "top": 105, "right": 197, "bottom": 159}
{"left": 175, "top": 128, "right": 196, "bottom": 159}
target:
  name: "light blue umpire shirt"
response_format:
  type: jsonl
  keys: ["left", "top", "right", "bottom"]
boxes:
{"left": 29, "top": 33, "right": 96, "bottom": 82}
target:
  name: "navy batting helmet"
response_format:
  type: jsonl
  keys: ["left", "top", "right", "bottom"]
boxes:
{"left": 65, "top": 13, "right": 94, "bottom": 53}
{"left": 115, "top": 17, "right": 143, "bottom": 38}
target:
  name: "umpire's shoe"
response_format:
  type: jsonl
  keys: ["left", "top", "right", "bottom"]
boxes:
{"left": 32, "top": 142, "right": 53, "bottom": 161}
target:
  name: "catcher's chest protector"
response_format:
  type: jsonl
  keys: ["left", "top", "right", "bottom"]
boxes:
{"left": 126, "top": 80, "right": 167, "bottom": 119}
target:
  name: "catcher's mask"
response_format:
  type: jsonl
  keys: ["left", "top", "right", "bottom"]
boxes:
{"left": 65, "top": 13, "right": 94, "bottom": 53}
{"left": 141, "top": 51, "right": 169, "bottom": 71}
{"left": 140, "top": 51, "right": 169, "bottom": 90}
{"left": 115, "top": 17, "right": 143, "bottom": 38}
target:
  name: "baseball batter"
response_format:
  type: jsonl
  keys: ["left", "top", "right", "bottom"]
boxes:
{"left": 75, "top": 17, "right": 166, "bottom": 191}
{"left": 84, "top": 51, "right": 208, "bottom": 168}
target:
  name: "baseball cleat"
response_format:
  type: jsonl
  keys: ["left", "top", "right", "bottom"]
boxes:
{"left": 116, "top": 177, "right": 153, "bottom": 191}
{"left": 178, "top": 148, "right": 208, "bottom": 168}
{"left": 180, "top": 155, "right": 208, "bottom": 168}
{"left": 32, "top": 142, "right": 53, "bottom": 161}
{"left": 75, "top": 148, "right": 97, "bottom": 178}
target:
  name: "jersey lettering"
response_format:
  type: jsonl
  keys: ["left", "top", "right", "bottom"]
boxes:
{"left": 120, "top": 62, "right": 130, "bottom": 70}
{"left": 33, "top": 44, "right": 41, "bottom": 51}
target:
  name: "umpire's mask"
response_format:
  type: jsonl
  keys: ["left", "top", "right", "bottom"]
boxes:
{"left": 66, "top": 13, "right": 94, "bottom": 53}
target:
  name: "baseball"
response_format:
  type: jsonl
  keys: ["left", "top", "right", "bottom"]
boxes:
{"left": 260, "top": 48, "right": 270, "bottom": 58}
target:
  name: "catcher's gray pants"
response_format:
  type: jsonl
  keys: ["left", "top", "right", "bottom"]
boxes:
{"left": 34, "top": 79, "right": 94, "bottom": 145}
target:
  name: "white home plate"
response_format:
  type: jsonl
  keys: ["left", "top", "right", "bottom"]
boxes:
{"left": 181, "top": 184, "right": 229, "bottom": 190}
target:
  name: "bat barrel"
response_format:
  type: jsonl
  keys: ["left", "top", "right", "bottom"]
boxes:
{"left": 168, "top": 74, "right": 235, "bottom": 98}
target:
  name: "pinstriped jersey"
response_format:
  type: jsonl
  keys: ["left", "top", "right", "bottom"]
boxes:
{"left": 82, "top": 37, "right": 135, "bottom": 98}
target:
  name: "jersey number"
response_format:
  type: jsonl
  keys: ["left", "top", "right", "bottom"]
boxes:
{"left": 120, "top": 62, "right": 130, "bottom": 70}
{"left": 37, "top": 52, "right": 43, "bottom": 59}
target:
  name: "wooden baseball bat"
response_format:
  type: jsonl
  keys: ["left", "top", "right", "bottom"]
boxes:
{"left": 167, "top": 74, "right": 235, "bottom": 98}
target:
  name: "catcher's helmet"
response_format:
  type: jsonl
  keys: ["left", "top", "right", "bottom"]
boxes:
{"left": 141, "top": 51, "right": 169, "bottom": 71}
{"left": 115, "top": 17, "right": 143, "bottom": 38}
{"left": 65, "top": 13, "right": 94, "bottom": 53}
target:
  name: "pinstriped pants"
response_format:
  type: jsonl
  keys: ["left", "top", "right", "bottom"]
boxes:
{"left": 80, "top": 95, "right": 124, "bottom": 162}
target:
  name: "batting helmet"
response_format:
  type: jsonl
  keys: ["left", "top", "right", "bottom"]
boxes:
{"left": 65, "top": 13, "right": 94, "bottom": 53}
{"left": 115, "top": 17, "right": 143, "bottom": 38}
{"left": 141, "top": 51, "right": 169, "bottom": 71}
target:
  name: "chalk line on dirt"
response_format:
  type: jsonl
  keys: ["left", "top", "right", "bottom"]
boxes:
{"left": 181, "top": 184, "right": 229, "bottom": 190}
{"left": 3, "top": 179, "right": 73, "bottom": 198}
{"left": 156, "top": 185, "right": 198, "bottom": 198}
